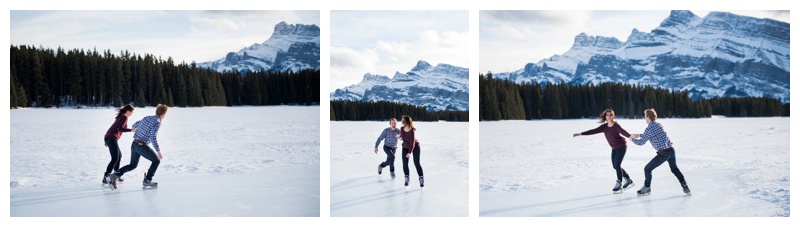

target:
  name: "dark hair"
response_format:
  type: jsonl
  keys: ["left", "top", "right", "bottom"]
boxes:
{"left": 115, "top": 104, "right": 135, "bottom": 118}
{"left": 598, "top": 109, "right": 615, "bottom": 124}
{"left": 401, "top": 115, "right": 415, "bottom": 130}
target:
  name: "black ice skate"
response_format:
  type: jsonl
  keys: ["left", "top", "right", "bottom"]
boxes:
{"left": 681, "top": 182, "right": 691, "bottom": 196}
{"left": 142, "top": 178, "right": 158, "bottom": 189}
{"left": 612, "top": 180, "right": 623, "bottom": 194}
{"left": 623, "top": 177, "right": 634, "bottom": 190}
{"left": 637, "top": 186, "right": 651, "bottom": 196}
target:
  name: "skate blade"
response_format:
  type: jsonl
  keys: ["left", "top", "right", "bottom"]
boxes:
{"left": 613, "top": 190, "right": 623, "bottom": 194}
{"left": 637, "top": 193, "right": 650, "bottom": 196}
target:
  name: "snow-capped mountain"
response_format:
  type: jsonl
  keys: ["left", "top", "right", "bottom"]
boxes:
{"left": 331, "top": 60, "right": 469, "bottom": 111}
{"left": 494, "top": 10, "right": 789, "bottom": 102}
{"left": 198, "top": 21, "right": 320, "bottom": 73}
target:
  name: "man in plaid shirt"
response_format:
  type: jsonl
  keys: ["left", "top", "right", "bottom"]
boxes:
{"left": 375, "top": 118, "right": 400, "bottom": 179}
{"left": 631, "top": 108, "right": 691, "bottom": 196}
{"left": 108, "top": 104, "right": 168, "bottom": 190}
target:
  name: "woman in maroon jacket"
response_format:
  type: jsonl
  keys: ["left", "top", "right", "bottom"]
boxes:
{"left": 102, "top": 105, "right": 136, "bottom": 186}
{"left": 573, "top": 109, "right": 634, "bottom": 194}
{"left": 396, "top": 115, "right": 424, "bottom": 188}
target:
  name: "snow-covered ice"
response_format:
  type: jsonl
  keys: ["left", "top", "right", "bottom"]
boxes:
{"left": 480, "top": 117, "right": 789, "bottom": 217}
{"left": 10, "top": 106, "right": 320, "bottom": 217}
{"left": 330, "top": 121, "right": 469, "bottom": 217}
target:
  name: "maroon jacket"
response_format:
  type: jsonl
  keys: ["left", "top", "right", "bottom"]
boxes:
{"left": 400, "top": 127, "right": 420, "bottom": 153}
{"left": 580, "top": 122, "right": 631, "bottom": 149}
{"left": 104, "top": 115, "right": 132, "bottom": 140}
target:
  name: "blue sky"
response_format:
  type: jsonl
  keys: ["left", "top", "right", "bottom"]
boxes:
{"left": 480, "top": 10, "right": 790, "bottom": 74}
{"left": 330, "top": 10, "right": 469, "bottom": 91}
{"left": 10, "top": 10, "right": 320, "bottom": 64}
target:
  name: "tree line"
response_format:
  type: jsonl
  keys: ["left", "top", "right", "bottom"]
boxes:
{"left": 330, "top": 100, "right": 469, "bottom": 122}
{"left": 480, "top": 73, "right": 788, "bottom": 121}
{"left": 9, "top": 45, "right": 319, "bottom": 108}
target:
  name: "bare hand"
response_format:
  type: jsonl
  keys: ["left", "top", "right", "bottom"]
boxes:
{"left": 374, "top": 147, "right": 378, "bottom": 154}
{"left": 157, "top": 151, "right": 163, "bottom": 160}
{"left": 105, "top": 144, "right": 108, "bottom": 147}
{"left": 131, "top": 128, "right": 137, "bottom": 133}
{"left": 631, "top": 134, "right": 641, "bottom": 138}
{"left": 406, "top": 153, "right": 411, "bottom": 159}
{"left": 573, "top": 133, "right": 580, "bottom": 137}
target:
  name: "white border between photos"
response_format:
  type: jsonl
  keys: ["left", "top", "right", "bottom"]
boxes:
{"left": 2, "top": 1, "right": 798, "bottom": 227}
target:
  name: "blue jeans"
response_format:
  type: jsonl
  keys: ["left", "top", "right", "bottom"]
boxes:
{"left": 104, "top": 138, "right": 122, "bottom": 175}
{"left": 611, "top": 146, "right": 630, "bottom": 181}
{"left": 380, "top": 146, "right": 396, "bottom": 172}
{"left": 643, "top": 147, "right": 686, "bottom": 187}
{"left": 402, "top": 146, "right": 423, "bottom": 177}
{"left": 117, "top": 141, "right": 160, "bottom": 180}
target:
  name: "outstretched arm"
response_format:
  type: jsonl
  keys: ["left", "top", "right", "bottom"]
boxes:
{"left": 577, "top": 125, "right": 604, "bottom": 137}
{"left": 630, "top": 126, "right": 651, "bottom": 145}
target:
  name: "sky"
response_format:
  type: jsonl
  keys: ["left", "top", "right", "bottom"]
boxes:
{"left": 10, "top": 10, "right": 320, "bottom": 64}
{"left": 480, "top": 10, "right": 791, "bottom": 74}
{"left": 329, "top": 10, "right": 469, "bottom": 91}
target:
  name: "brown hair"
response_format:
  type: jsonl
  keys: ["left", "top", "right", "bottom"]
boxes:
{"left": 156, "top": 104, "right": 169, "bottom": 117}
{"left": 115, "top": 104, "right": 135, "bottom": 118}
{"left": 598, "top": 109, "right": 615, "bottom": 124}
{"left": 401, "top": 115, "right": 415, "bottom": 130}
{"left": 644, "top": 108, "right": 657, "bottom": 121}
{"left": 389, "top": 118, "right": 397, "bottom": 122}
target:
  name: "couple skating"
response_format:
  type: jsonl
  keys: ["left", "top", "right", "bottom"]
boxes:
{"left": 374, "top": 115, "right": 424, "bottom": 188}
{"left": 573, "top": 108, "right": 691, "bottom": 196}
{"left": 102, "top": 104, "right": 168, "bottom": 190}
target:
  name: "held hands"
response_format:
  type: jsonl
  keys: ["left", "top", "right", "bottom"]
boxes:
{"left": 131, "top": 127, "right": 137, "bottom": 133}
{"left": 631, "top": 134, "right": 641, "bottom": 139}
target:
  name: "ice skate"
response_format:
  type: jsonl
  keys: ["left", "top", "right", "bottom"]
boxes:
{"left": 681, "top": 182, "right": 691, "bottom": 196}
{"left": 612, "top": 180, "right": 623, "bottom": 194}
{"left": 623, "top": 177, "right": 634, "bottom": 190}
{"left": 637, "top": 186, "right": 651, "bottom": 196}
{"left": 142, "top": 178, "right": 158, "bottom": 189}
{"left": 108, "top": 172, "right": 120, "bottom": 190}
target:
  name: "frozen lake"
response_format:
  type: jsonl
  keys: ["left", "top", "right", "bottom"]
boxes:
{"left": 480, "top": 117, "right": 789, "bottom": 217}
{"left": 10, "top": 106, "right": 320, "bottom": 216}
{"left": 330, "top": 121, "right": 469, "bottom": 217}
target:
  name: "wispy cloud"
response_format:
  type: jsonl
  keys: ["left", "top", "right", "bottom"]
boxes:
{"left": 330, "top": 11, "right": 469, "bottom": 91}
{"left": 11, "top": 10, "right": 319, "bottom": 64}
{"left": 479, "top": 10, "right": 788, "bottom": 74}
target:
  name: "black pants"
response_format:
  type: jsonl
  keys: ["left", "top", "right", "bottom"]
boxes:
{"left": 117, "top": 141, "right": 161, "bottom": 180}
{"left": 380, "top": 146, "right": 396, "bottom": 172}
{"left": 104, "top": 138, "right": 122, "bottom": 175}
{"left": 402, "top": 146, "right": 423, "bottom": 177}
{"left": 644, "top": 147, "right": 686, "bottom": 187}
{"left": 611, "top": 146, "right": 630, "bottom": 181}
